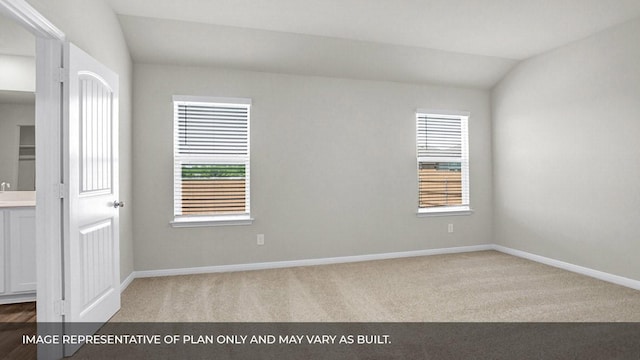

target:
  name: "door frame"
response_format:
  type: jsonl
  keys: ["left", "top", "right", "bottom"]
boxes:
{"left": 0, "top": 0, "right": 65, "bottom": 357}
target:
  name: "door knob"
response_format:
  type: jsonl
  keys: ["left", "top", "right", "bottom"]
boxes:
{"left": 113, "top": 200, "right": 125, "bottom": 208}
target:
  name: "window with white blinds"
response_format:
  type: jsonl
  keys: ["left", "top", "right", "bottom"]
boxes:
{"left": 416, "top": 110, "right": 470, "bottom": 213}
{"left": 173, "top": 96, "right": 251, "bottom": 223}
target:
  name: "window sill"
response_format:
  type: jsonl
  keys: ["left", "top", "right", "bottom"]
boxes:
{"left": 170, "top": 215, "right": 254, "bottom": 228}
{"left": 416, "top": 207, "right": 473, "bottom": 217}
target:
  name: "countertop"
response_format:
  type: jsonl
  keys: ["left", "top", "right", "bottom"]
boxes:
{"left": 0, "top": 191, "right": 36, "bottom": 207}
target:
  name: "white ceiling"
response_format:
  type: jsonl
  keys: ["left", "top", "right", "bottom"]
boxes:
{"left": 108, "top": 0, "right": 640, "bottom": 59}
{"left": 118, "top": 15, "right": 517, "bottom": 89}
{"left": 108, "top": 0, "right": 640, "bottom": 88}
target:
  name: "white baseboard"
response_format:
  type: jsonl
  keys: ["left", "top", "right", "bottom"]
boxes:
{"left": 0, "top": 293, "right": 36, "bottom": 305}
{"left": 492, "top": 245, "right": 640, "bottom": 291}
{"left": 133, "top": 244, "right": 493, "bottom": 279}
{"left": 121, "top": 244, "right": 640, "bottom": 292}
{"left": 120, "top": 271, "right": 136, "bottom": 293}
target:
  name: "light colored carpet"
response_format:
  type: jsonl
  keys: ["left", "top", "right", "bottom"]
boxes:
{"left": 112, "top": 251, "right": 640, "bottom": 322}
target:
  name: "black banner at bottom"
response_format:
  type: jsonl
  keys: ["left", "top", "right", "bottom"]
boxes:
{"left": 3, "top": 322, "right": 640, "bottom": 359}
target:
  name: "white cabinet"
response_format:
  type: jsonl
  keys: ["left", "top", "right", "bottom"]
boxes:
{"left": 9, "top": 209, "right": 36, "bottom": 292}
{"left": 0, "top": 211, "right": 4, "bottom": 294}
{"left": 0, "top": 207, "right": 36, "bottom": 303}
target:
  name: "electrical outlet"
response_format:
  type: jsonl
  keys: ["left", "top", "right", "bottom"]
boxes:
{"left": 257, "top": 234, "right": 265, "bottom": 246}
{"left": 448, "top": 224, "right": 454, "bottom": 233}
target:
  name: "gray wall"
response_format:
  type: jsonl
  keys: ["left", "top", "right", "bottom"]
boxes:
{"left": 492, "top": 18, "right": 640, "bottom": 281}
{"left": 0, "top": 103, "right": 34, "bottom": 187}
{"left": 0, "top": 55, "right": 35, "bottom": 92}
{"left": 26, "top": 0, "right": 134, "bottom": 282}
{"left": 133, "top": 64, "right": 493, "bottom": 271}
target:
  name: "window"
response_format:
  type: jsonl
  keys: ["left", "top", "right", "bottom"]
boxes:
{"left": 171, "top": 96, "right": 252, "bottom": 227}
{"left": 416, "top": 110, "right": 471, "bottom": 215}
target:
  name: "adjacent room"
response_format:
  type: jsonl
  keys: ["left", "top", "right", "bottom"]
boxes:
{"left": 1, "top": 0, "right": 640, "bottom": 358}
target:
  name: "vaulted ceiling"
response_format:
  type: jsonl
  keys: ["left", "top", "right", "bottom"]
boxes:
{"left": 109, "top": 1, "right": 640, "bottom": 88}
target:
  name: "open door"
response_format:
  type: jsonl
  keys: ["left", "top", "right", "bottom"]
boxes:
{"left": 63, "top": 43, "right": 120, "bottom": 356}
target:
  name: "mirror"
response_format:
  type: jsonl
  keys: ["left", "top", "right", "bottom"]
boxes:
{"left": 0, "top": 11, "right": 36, "bottom": 190}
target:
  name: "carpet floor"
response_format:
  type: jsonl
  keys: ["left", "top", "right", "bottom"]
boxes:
{"left": 112, "top": 250, "right": 640, "bottom": 322}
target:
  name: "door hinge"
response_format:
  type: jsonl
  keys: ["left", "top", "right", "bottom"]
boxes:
{"left": 54, "top": 300, "right": 67, "bottom": 316}
{"left": 55, "top": 67, "right": 66, "bottom": 83}
{"left": 58, "top": 183, "right": 66, "bottom": 199}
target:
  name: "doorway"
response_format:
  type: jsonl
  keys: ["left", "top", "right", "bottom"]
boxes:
{"left": 1, "top": 1, "right": 65, "bottom": 358}
{"left": 1, "top": 2, "right": 124, "bottom": 358}
{"left": 0, "top": 9, "right": 37, "bottom": 308}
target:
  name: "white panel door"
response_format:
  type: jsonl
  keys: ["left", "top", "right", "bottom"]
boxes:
{"left": 64, "top": 43, "right": 120, "bottom": 353}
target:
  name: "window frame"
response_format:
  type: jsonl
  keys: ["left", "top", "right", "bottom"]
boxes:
{"left": 170, "top": 95, "right": 253, "bottom": 227}
{"left": 416, "top": 109, "right": 472, "bottom": 216}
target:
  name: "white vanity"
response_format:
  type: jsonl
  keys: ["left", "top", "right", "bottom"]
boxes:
{"left": 0, "top": 191, "right": 36, "bottom": 304}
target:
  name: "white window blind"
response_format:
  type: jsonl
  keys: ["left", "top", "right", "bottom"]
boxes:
{"left": 173, "top": 96, "right": 251, "bottom": 218}
{"left": 416, "top": 110, "right": 470, "bottom": 212}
